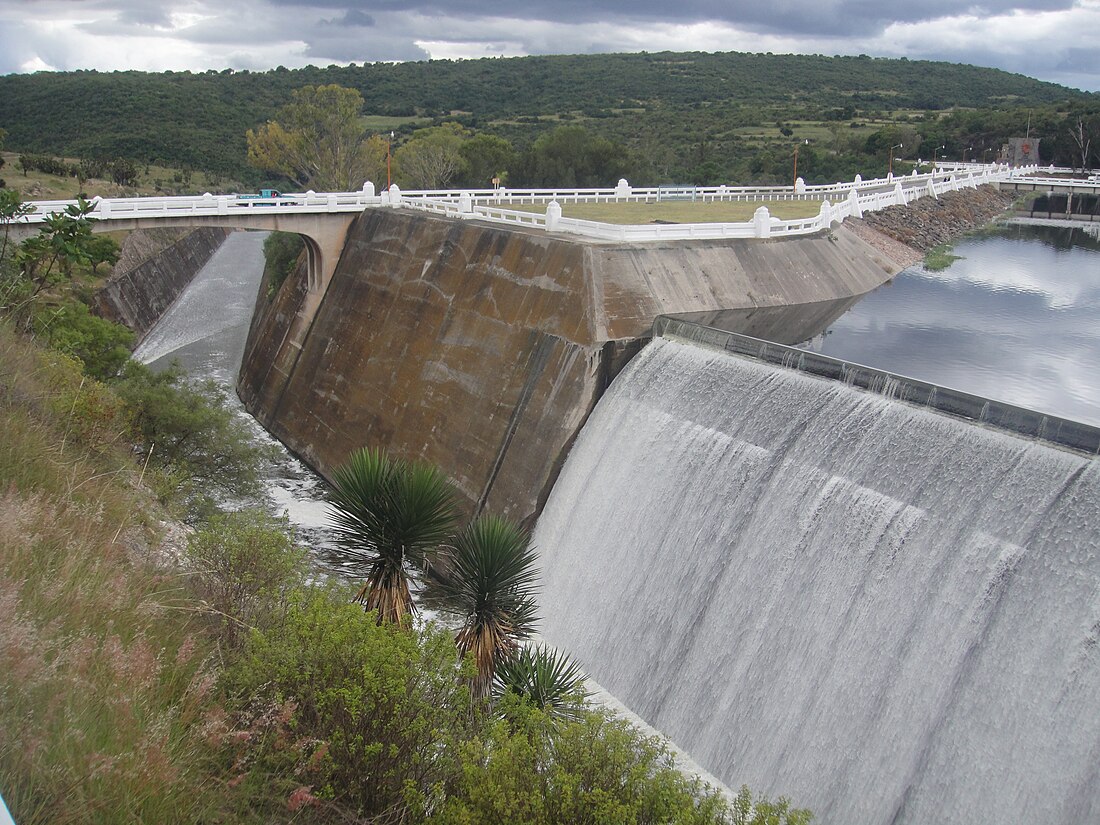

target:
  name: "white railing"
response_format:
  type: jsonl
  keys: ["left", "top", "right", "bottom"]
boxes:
{"left": 16, "top": 164, "right": 1035, "bottom": 242}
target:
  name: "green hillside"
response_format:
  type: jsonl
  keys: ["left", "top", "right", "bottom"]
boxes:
{"left": 1, "top": 50, "right": 1096, "bottom": 187}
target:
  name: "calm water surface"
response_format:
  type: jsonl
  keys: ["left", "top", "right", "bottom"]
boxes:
{"left": 799, "top": 223, "right": 1100, "bottom": 427}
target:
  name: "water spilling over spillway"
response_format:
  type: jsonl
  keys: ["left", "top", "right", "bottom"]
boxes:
{"left": 534, "top": 335, "right": 1100, "bottom": 825}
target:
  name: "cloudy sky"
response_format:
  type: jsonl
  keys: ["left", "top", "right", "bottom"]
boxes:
{"left": 1, "top": 0, "right": 1098, "bottom": 91}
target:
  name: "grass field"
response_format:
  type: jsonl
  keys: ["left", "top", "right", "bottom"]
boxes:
{"left": 505, "top": 199, "right": 822, "bottom": 223}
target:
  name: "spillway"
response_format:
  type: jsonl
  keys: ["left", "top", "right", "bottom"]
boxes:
{"left": 533, "top": 329, "right": 1100, "bottom": 825}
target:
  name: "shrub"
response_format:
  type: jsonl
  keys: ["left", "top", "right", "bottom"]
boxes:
{"left": 222, "top": 586, "right": 479, "bottom": 818}
{"left": 434, "top": 697, "right": 733, "bottom": 825}
{"left": 185, "top": 508, "right": 306, "bottom": 647}
{"left": 112, "top": 361, "right": 274, "bottom": 518}
{"left": 261, "top": 231, "right": 304, "bottom": 298}
{"left": 31, "top": 300, "right": 135, "bottom": 381}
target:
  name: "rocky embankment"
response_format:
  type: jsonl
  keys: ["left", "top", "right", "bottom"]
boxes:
{"left": 847, "top": 185, "right": 1017, "bottom": 266}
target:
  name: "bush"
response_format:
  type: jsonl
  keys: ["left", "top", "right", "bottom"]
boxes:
{"left": 185, "top": 509, "right": 306, "bottom": 647}
{"left": 261, "top": 231, "right": 304, "bottom": 298}
{"left": 112, "top": 361, "right": 274, "bottom": 518}
{"left": 222, "top": 587, "right": 478, "bottom": 818}
{"left": 31, "top": 300, "right": 134, "bottom": 381}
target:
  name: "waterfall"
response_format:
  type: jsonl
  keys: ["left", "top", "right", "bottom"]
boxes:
{"left": 534, "top": 335, "right": 1100, "bottom": 825}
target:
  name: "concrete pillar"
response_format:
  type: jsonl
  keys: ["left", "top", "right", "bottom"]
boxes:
{"left": 546, "top": 200, "right": 562, "bottom": 232}
{"left": 459, "top": 191, "right": 473, "bottom": 214}
{"left": 854, "top": 174, "right": 863, "bottom": 185}
{"left": 754, "top": 206, "right": 771, "bottom": 238}
{"left": 388, "top": 184, "right": 402, "bottom": 207}
{"left": 96, "top": 197, "right": 111, "bottom": 217}
{"left": 819, "top": 199, "right": 833, "bottom": 226}
{"left": 327, "top": 193, "right": 338, "bottom": 212}
{"left": 615, "top": 178, "right": 631, "bottom": 199}
{"left": 894, "top": 182, "right": 906, "bottom": 205}
{"left": 217, "top": 196, "right": 229, "bottom": 215}
{"left": 847, "top": 187, "right": 863, "bottom": 218}
{"left": 362, "top": 181, "right": 376, "bottom": 198}
{"left": 795, "top": 177, "right": 807, "bottom": 194}
{"left": 926, "top": 178, "right": 938, "bottom": 199}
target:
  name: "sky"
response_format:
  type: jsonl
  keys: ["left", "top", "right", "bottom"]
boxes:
{"left": 1, "top": 0, "right": 1098, "bottom": 92}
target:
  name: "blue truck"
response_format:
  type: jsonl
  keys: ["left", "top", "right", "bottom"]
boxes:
{"left": 235, "top": 189, "right": 297, "bottom": 205}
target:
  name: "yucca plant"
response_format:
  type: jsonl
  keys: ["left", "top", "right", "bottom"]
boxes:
{"left": 427, "top": 515, "right": 540, "bottom": 697}
{"left": 328, "top": 446, "right": 457, "bottom": 625}
{"left": 495, "top": 644, "right": 590, "bottom": 721}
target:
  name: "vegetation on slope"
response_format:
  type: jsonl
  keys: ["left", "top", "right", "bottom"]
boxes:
{"left": 1, "top": 50, "right": 1096, "bottom": 190}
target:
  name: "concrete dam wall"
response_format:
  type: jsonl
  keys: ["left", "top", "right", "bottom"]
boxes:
{"left": 237, "top": 208, "right": 903, "bottom": 524}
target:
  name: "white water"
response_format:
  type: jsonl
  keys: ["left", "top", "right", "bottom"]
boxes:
{"left": 133, "top": 232, "right": 347, "bottom": 569}
{"left": 534, "top": 336, "right": 1100, "bottom": 825}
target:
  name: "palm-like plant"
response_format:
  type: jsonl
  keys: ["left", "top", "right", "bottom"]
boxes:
{"left": 494, "top": 644, "right": 590, "bottom": 721}
{"left": 429, "top": 515, "right": 540, "bottom": 697}
{"left": 328, "top": 446, "right": 457, "bottom": 625}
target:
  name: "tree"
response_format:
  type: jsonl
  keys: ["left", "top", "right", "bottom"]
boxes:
{"left": 18, "top": 197, "right": 97, "bottom": 295}
{"left": 395, "top": 122, "right": 469, "bottom": 190}
{"left": 86, "top": 234, "right": 120, "bottom": 274}
{"left": 520, "top": 125, "right": 631, "bottom": 187}
{"left": 428, "top": 515, "right": 539, "bottom": 698}
{"left": 328, "top": 446, "right": 458, "bottom": 624}
{"left": 1068, "top": 114, "right": 1096, "bottom": 172}
{"left": 0, "top": 189, "right": 34, "bottom": 265}
{"left": 247, "top": 84, "right": 383, "bottom": 191}
{"left": 459, "top": 133, "right": 516, "bottom": 188}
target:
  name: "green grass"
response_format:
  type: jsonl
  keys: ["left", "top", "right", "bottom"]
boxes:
{"left": 506, "top": 199, "right": 822, "bottom": 223}
{"left": 360, "top": 114, "right": 430, "bottom": 132}
{"left": 923, "top": 243, "right": 963, "bottom": 270}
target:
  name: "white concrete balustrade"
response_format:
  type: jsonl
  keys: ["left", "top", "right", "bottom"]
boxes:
{"left": 18, "top": 163, "right": 1078, "bottom": 244}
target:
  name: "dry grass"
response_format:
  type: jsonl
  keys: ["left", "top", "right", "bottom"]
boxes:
{"left": 504, "top": 199, "right": 822, "bottom": 224}
{"left": 0, "top": 322, "right": 228, "bottom": 824}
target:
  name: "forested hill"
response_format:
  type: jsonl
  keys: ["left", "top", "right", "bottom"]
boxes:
{"left": 1, "top": 50, "right": 1095, "bottom": 181}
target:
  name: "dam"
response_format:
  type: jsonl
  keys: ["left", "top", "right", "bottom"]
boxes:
{"left": 99, "top": 186, "right": 1099, "bottom": 824}
{"left": 533, "top": 323, "right": 1100, "bottom": 825}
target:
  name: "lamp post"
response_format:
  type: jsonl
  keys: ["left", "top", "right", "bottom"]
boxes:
{"left": 387, "top": 131, "right": 394, "bottom": 190}
{"left": 889, "top": 143, "right": 903, "bottom": 177}
{"left": 793, "top": 139, "right": 808, "bottom": 193}
{"left": 963, "top": 145, "right": 973, "bottom": 163}
{"left": 932, "top": 144, "right": 945, "bottom": 170}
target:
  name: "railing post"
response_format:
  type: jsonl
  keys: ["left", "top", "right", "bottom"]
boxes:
{"left": 615, "top": 178, "right": 631, "bottom": 200}
{"left": 362, "top": 181, "right": 376, "bottom": 200}
{"left": 926, "top": 178, "right": 938, "bottom": 199}
{"left": 327, "top": 193, "right": 338, "bottom": 212}
{"left": 753, "top": 206, "right": 771, "bottom": 238}
{"left": 847, "top": 187, "right": 862, "bottom": 218}
{"left": 795, "top": 177, "right": 807, "bottom": 195}
{"left": 216, "top": 195, "right": 229, "bottom": 215}
{"left": 458, "top": 191, "right": 473, "bottom": 215}
{"left": 96, "top": 197, "right": 111, "bottom": 217}
{"left": 819, "top": 199, "right": 833, "bottom": 227}
{"left": 894, "top": 182, "right": 906, "bottom": 205}
{"left": 546, "top": 200, "right": 562, "bottom": 232}
{"left": 388, "top": 184, "right": 402, "bottom": 207}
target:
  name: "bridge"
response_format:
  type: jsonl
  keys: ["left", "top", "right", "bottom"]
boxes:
{"left": 18, "top": 163, "right": 1092, "bottom": 294}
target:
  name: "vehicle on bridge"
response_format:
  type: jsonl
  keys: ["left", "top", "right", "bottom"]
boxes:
{"left": 235, "top": 189, "right": 298, "bottom": 205}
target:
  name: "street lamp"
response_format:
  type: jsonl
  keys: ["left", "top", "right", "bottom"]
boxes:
{"left": 793, "top": 139, "right": 808, "bottom": 193}
{"left": 889, "top": 143, "right": 903, "bottom": 177}
{"left": 387, "top": 131, "right": 394, "bottom": 190}
{"left": 963, "top": 145, "right": 974, "bottom": 162}
{"left": 932, "top": 144, "right": 946, "bottom": 170}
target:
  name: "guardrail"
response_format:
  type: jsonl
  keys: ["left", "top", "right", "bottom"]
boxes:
{"left": 16, "top": 164, "right": 1035, "bottom": 243}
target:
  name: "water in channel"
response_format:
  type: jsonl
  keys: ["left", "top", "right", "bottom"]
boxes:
{"left": 132, "top": 231, "right": 348, "bottom": 575}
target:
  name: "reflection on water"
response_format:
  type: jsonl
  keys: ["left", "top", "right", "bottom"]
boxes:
{"left": 133, "top": 231, "right": 354, "bottom": 577}
{"left": 799, "top": 224, "right": 1100, "bottom": 427}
